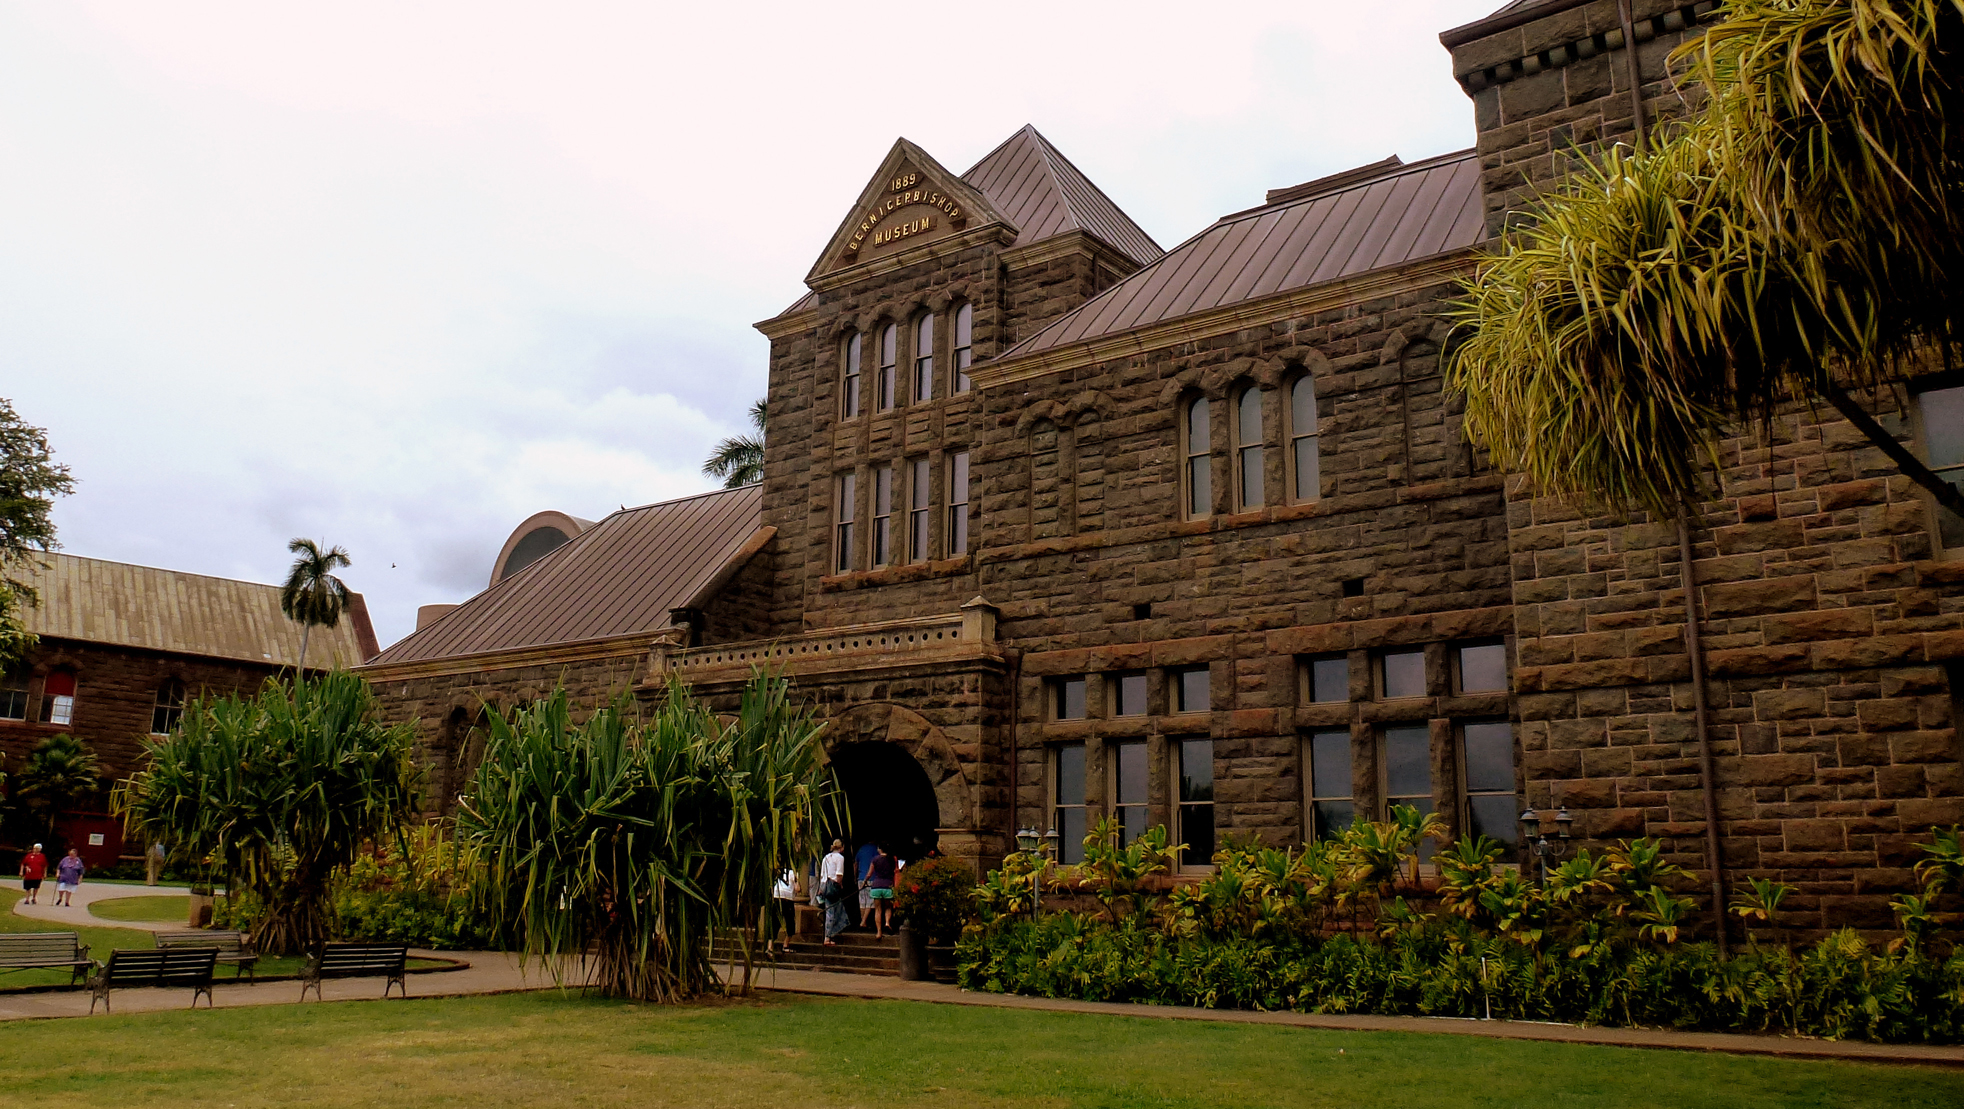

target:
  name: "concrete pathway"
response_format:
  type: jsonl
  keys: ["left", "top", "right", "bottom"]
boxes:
{"left": 4, "top": 877, "right": 197, "bottom": 932}
{"left": 728, "top": 965, "right": 1964, "bottom": 1069}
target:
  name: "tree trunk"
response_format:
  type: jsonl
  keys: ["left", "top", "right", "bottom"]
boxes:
{"left": 297, "top": 624, "right": 312, "bottom": 673}
{"left": 1818, "top": 381, "right": 1964, "bottom": 520}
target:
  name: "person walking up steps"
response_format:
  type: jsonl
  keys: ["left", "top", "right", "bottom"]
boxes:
{"left": 819, "top": 839, "right": 849, "bottom": 946}
{"left": 18, "top": 843, "right": 47, "bottom": 905}
{"left": 53, "top": 848, "right": 84, "bottom": 907}
{"left": 867, "top": 844, "right": 897, "bottom": 939}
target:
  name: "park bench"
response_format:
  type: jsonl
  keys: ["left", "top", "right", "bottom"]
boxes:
{"left": 89, "top": 947, "right": 218, "bottom": 1014}
{"left": 0, "top": 932, "right": 92, "bottom": 986}
{"left": 300, "top": 942, "right": 409, "bottom": 1001}
{"left": 155, "top": 929, "right": 259, "bottom": 982}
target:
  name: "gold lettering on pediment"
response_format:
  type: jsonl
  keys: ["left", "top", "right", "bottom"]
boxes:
{"left": 842, "top": 171, "right": 967, "bottom": 260}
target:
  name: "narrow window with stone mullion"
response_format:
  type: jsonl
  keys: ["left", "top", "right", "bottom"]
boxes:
{"left": 834, "top": 472, "right": 857, "bottom": 573}
{"left": 872, "top": 463, "right": 894, "bottom": 568}
{"left": 841, "top": 332, "right": 863, "bottom": 419}
{"left": 0, "top": 672, "right": 26, "bottom": 720}
{"left": 1306, "top": 729, "right": 1355, "bottom": 841}
{"left": 1111, "top": 672, "right": 1147, "bottom": 717}
{"left": 948, "top": 450, "right": 971, "bottom": 554}
{"left": 1236, "top": 386, "right": 1263, "bottom": 510}
{"left": 953, "top": 303, "right": 974, "bottom": 393}
{"left": 1112, "top": 740, "right": 1148, "bottom": 845}
{"left": 914, "top": 313, "right": 935, "bottom": 404}
{"left": 1914, "top": 383, "right": 1964, "bottom": 554}
{"left": 908, "top": 457, "right": 931, "bottom": 563}
{"left": 1173, "top": 667, "right": 1210, "bottom": 714}
{"left": 1183, "top": 396, "right": 1211, "bottom": 519}
{"left": 1289, "top": 375, "right": 1321, "bottom": 502}
{"left": 1454, "top": 641, "right": 1509, "bottom": 694}
{"left": 1053, "top": 743, "right": 1087, "bottom": 865}
{"left": 1381, "top": 724, "right": 1434, "bottom": 820}
{"left": 1177, "top": 738, "right": 1215, "bottom": 870}
{"left": 1461, "top": 720, "right": 1520, "bottom": 847}
{"left": 877, "top": 324, "right": 898, "bottom": 411}
{"left": 1378, "top": 648, "right": 1427, "bottom": 699}
{"left": 151, "top": 679, "right": 186, "bottom": 736}
{"left": 1306, "top": 655, "right": 1349, "bottom": 703}
{"left": 1051, "top": 677, "right": 1088, "bottom": 720}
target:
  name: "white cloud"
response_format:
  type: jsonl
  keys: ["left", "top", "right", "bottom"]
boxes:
{"left": 3, "top": 0, "right": 1501, "bottom": 646}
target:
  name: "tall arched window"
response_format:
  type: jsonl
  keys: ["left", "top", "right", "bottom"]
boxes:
{"left": 151, "top": 679, "right": 186, "bottom": 735}
{"left": 914, "top": 313, "right": 935, "bottom": 403}
{"left": 1235, "top": 386, "right": 1264, "bottom": 510}
{"left": 842, "top": 332, "right": 862, "bottom": 419}
{"left": 1183, "top": 396, "right": 1211, "bottom": 520}
{"left": 953, "top": 303, "right": 974, "bottom": 393}
{"left": 1290, "top": 376, "right": 1321, "bottom": 502}
{"left": 877, "top": 324, "right": 898, "bottom": 411}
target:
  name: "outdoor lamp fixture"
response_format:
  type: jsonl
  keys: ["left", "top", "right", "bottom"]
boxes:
{"left": 1013, "top": 827, "right": 1051, "bottom": 919}
{"left": 1518, "top": 807, "right": 1574, "bottom": 885}
{"left": 1014, "top": 827, "right": 1042, "bottom": 854}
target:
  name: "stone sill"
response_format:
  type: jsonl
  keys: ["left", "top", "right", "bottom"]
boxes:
{"left": 820, "top": 555, "right": 973, "bottom": 593}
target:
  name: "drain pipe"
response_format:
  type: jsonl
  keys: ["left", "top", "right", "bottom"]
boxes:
{"left": 1677, "top": 503, "right": 1729, "bottom": 956}
{"left": 1617, "top": 0, "right": 1649, "bottom": 149}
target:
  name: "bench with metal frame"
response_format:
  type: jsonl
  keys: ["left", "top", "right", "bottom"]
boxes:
{"left": 0, "top": 932, "right": 92, "bottom": 986}
{"left": 300, "top": 942, "right": 409, "bottom": 1001}
{"left": 89, "top": 947, "right": 218, "bottom": 1014}
{"left": 154, "top": 929, "right": 259, "bottom": 983}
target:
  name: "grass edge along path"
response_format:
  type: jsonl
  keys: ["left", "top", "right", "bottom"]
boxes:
{"left": 1, "top": 991, "right": 1960, "bottom": 1109}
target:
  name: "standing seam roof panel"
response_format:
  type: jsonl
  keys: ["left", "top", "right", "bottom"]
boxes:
{"left": 1184, "top": 209, "right": 1296, "bottom": 318}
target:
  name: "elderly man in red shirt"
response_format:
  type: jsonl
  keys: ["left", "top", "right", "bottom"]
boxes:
{"left": 18, "top": 843, "right": 47, "bottom": 905}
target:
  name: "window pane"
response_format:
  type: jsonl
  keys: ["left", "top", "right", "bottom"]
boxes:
{"left": 1383, "top": 725, "right": 1431, "bottom": 800}
{"left": 1114, "top": 673, "right": 1147, "bottom": 716}
{"left": 1459, "top": 643, "right": 1508, "bottom": 693}
{"left": 1059, "top": 806, "right": 1088, "bottom": 864}
{"left": 1189, "top": 456, "right": 1211, "bottom": 517}
{"left": 1291, "top": 376, "right": 1318, "bottom": 436}
{"left": 1120, "top": 804, "right": 1148, "bottom": 844}
{"left": 955, "top": 303, "right": 972, "bottom": 347}
{"left": 1313, "top": 800, "right": 1355, "bottom": 840}
{"left": 1469, "top": 794, "right": 1521, "bottom": 847}
{"left": 1056, "top": 678, "right": 1087, "bottom": 720}
{"left": 910, "top": 458, "right": 930, "bottom": 508}
{"left": 1463, "top": 721, "right": 1515, "bottom": 794}
{"left": 1921, "top": 385, "right": 1964, "bottom": 468}
{"left": 1309, "top": 656, "right": 1348, "bottom": 703}
{"left": 1180, "top": 804, "right": 1215, "bottom": 865}
{"left": 1238, "top": 388, "right": 1261, "bottom": 449}
{"left": 1177, "top": 668, "right": 1210, "bottom": 713}
{"left": 1056, "top": 744, "right": 1086, "bottom": 805}
{"left": 949, "top": 451, "right": 970, "bottom": 552}
{"left": 1381, "top": 649, "right": 1426, "bottom": 699}
{"left": 1115, "top": 742, "right": 1147, "bottom": 805}
{"left": 1187, "top": 397, "right": 1210, "bottom": 452}
{"left": 1240, "top": 446, "right": 1263, "bottom": 508}
{"left": 1309, "top": 730, "right": 1352, "bottom": 799}
{"left": 1179, "top": 739, "right": 1213, "bottom": 802}
{"left": 1295, "top": 433, "right": 1320, "bottom": 501}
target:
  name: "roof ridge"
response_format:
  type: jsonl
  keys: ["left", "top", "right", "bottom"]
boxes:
{"left": 1211, "top": 148, "right": 1478, "bottom": 227}
{"left": 36, "top": 550, "right": 288, "bottom": 592}
{"left": 1020, "top": 125, "right": 1165, "bottom": 260}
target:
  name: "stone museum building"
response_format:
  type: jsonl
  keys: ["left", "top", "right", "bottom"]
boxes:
{"left": 361, "top": 0, "right": 1964, "bottom": 932}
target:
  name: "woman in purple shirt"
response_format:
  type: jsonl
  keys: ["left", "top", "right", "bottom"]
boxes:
{"left": 54, "top": 848, "right": 84, "bottom": 907}
{"left": 866, "top": 845, "right": 897, "bottom": 939}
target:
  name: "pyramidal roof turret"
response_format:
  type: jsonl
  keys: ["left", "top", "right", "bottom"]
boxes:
{"left": 961, "top": 125, "right": 1163, "bottom": 267}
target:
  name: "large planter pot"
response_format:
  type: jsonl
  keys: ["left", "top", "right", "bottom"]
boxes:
{"left": 187, "top": 891, "right": 214, "bottom": 928}
{"left": 926, "top": 943, "right": 957, "bottom": 984}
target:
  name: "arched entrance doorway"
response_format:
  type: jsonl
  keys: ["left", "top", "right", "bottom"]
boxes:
{"left": 827, "top": 741, "right": 940, "bottom": 862}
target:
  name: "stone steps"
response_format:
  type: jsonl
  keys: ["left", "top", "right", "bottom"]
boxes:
{"left": 712, "top": 930, "right": 902, "bottom": 977}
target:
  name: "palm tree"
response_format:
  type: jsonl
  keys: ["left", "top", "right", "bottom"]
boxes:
{"left": 280, "top": 538, "right": 351, "bottom": 672}
{"left": 702, "top": 398, "right": 766, "bottom": 489}
{"left": 13, "top": 733, "right": 101, "bottom": 843}
{"left": 1448, "top": 0, "right": 1964, "bottom": 519}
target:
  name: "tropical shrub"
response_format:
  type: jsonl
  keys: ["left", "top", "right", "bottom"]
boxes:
{"left": 893, "top": 855, "right": 974, "bottom": 945}
{"left": 457, "top": 673, "right": 832, "bottom": 1002}
{"left": 331, "top": 824, "right": 490, "bottom": 949}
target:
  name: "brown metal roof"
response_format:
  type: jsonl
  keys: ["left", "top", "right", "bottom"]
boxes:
{"left": 366, "top": 484, "right": 763, "bottom": 666}
{"left": 15, "top": 553, "right": 377, "bottom": 668}
{"left": 999, "top": 151, "right": 1484, "bottom": 360}
{"left": 961, "top": 126, "right": 1164, "bottom": 268}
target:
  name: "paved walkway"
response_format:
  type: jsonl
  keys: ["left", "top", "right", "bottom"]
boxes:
{"left": 731, "top": 965, "right": 1964, "bottom": 1069}
{"left": 4, "top": 877, "right": 198, "bottom": 932}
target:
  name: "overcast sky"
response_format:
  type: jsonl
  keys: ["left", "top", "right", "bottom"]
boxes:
{"left": 3, "top": 0, "right": 1501, "bottom": 649}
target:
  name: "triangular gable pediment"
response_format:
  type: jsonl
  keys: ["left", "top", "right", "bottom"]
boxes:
{"left": 805, "top": 138, "right": 1014, "bottom": 286}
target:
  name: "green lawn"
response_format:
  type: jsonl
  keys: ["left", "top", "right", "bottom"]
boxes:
{"left": 0, "top": 991, "right": 1956, "bottom": 1108}
{"left": 89, "top": 895, "right": 192, "bottom": 924}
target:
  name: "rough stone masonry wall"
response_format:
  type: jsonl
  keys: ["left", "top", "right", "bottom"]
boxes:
{"left": 1513, "top": 402, "right": 1964, "bottom": 931}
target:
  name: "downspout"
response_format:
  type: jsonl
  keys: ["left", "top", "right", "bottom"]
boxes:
{"left": 1677, "top": 504, "right": 1730, "bottom": 955}
{"left": 1617, "top": 0, "right": 1649, "bottom": 149}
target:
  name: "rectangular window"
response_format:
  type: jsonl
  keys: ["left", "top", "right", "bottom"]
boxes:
{"left": 1455, "top": 642, "right": 1509, "bottom": 694}
{"left": 1051, "top": 677, "right": 1087, "bottom": 721}
{"left": 1462, "top": 720, "right": 1520, "bottom": 846}
{"left": 0, "top": 673, "right": 26, "bottom": 720}
{"left": 1917, "top": 384, "right": 1964, "bottom": 552}
{"left": 1306, "top": 655, "right": 1349, "bottom": 703}
{"left": 914, "top": 313, "right": 934, "bottom": 403}
{"left": 877, "top": 324, "right": 897, "bottom": 412}
{"left": 834, "top": 472, "right": 857, "bottom": 573}
{"left": 151, "top": 682, "right": 185, "bottom": 736}
{"left": 908, "top": 457, "right": 931, "bottom": 563}
{"left": 1236, "top": 387, "right": 1263, "bottom": 510}
{"left": 1174, "top": 667, "right": 1210, "bottom": 714}
{"left": 1053, "top": 743, "right": 1087, "bottom": 865}
{"left": 948, "top": 451, "right": 970, "bottom": 554}
{"left": 1306, "top": 729, "right": 1355, "bottom": 841}
{"left": 872, "top": 464, "right": 894, "bottom": 568}
{"left": 842, "top": 332, "right": 862, "bottom": 419}
{"left": 953, "top": 303, "right": 973, "bottom": 393}
{"left": 1112, "top": 740, "right": 1148, "bottom": 845}
{"left": 1178, "top": 738, "right": 1215, "bottom": 869}
{"left": 1381, "top": 724, "right": 1434, "bottom": 818}
{"left": 1112, "top": 672, "right": 1148, "bottom": 717}
{"left": 1379, "top": 649, "right": 1427, "bottom": 699}
{"left": 1184, "top": 397, "right": 1211, "bottom": 519}
{"left": 40, "top": 672, "right": 76, "bottom": 727}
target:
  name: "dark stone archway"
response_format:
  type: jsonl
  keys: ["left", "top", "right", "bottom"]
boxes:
{"left": 826, "top": 741, "right": 941, "bottom": 862}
